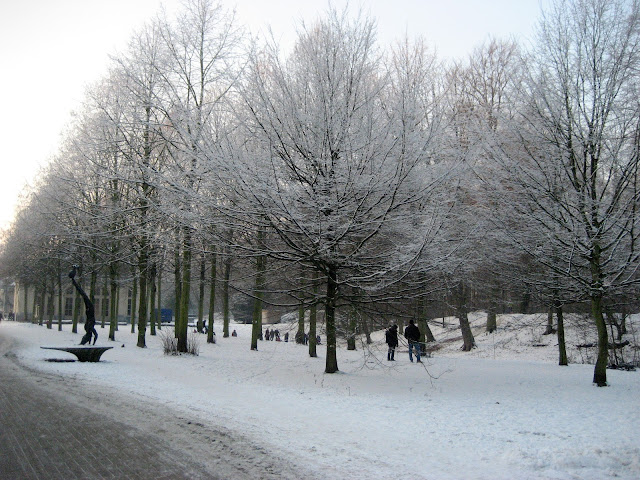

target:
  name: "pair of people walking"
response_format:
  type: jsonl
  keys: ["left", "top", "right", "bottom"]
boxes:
{"left": 385, "top": 320, "right": 421, "bottom": 363}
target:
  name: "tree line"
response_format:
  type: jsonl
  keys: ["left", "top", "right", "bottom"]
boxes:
{"left": 1, "top": 0, "right": 639, "bottom": 385}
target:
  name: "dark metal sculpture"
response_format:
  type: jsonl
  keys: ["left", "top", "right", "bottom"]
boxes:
{"left": 69, "top": 266, "right": 98, "bottom": 345}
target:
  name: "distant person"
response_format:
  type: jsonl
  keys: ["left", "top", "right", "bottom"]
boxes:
{"left": 232, "top": 329, "right": 237, "bottom": 337}
{"left": 385, "top": 324, "right": 398, "bottom": 361}
{"left": 69, "top": 266, "right": 98, "bottom": 345}
{"left": 265, "top": 328, "right": 270, "bottom": 341}
{"left": 316, "top": 335, "right": 321, "bottom": 345}
{"left": 284, "top": 332, "right": 289, "bottom": 342}
{"left": 404, "top": 319, "right": 421, "bottom": 363}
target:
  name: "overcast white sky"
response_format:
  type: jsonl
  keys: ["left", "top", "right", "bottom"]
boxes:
{"left": 0, "top": 0, "right": 547, "bottom": 230}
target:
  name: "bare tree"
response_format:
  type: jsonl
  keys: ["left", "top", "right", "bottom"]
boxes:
{"left": 497, "top": 0, "right": 640, "bottom": 385}
{"left": 227, "top": 7, "right": 445, "bottom": 373}
{"left": 156, "top": 0, "right": 243, "bottom": 352}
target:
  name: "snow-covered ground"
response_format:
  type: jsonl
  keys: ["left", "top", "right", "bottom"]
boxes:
{"left": 1, "top": 312, "right": 639, "bottom": 480}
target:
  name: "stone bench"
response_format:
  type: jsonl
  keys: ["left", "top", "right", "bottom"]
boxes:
{"left": 41, "top": 346, "right": 113, "bottom": 362}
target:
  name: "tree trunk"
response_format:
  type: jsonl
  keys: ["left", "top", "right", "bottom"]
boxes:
{"left": 296, "top": 303, "right": 305, "bottom": 344}
{"left": 207, "top": 248, "right": 217, "bottom": 344}
{"left": 115, "top": 283, "right": 120, "bottom": 331}
{"left": 309, "top": 270, "right": 318, "bottom": 358}
{"left": 198, "top": 254, "right": 205, "bottom": 331}
{"left": 591, "top": 242, "right": 608, "bottom": 387}
{"left": 177, "top": 228, "right": 192, "bottom": 352}
{"left": 605, "top": 307, "right": 627, "bottom": 342}
{"left": 149, "top": 261, "right": 157, "bottom": 336}
{"left": 456, "top": 282, "right": 475, "bottom": 351}
{"left": 520, "top": 290, "right": 530, "bottom": 314}
{"left": 607, "top": 314, "right": 620, "bottom": 366}
{"left": 417, "top": 317, "right": 428, "bottom": 354}
{"left": 174, "top": 246, "right": 181, "bottom": 334}
{"left": 418, "top": 295, "right": 435, "bottom": 342}
{"left": 296, "top": 264, "right": 306, "bottom": 344}
{"left": 156, "top": 266, "right": 162, "bottom": 331}
{"left": 130, "top": 275, "right": 138, "bottom": 334}
{"left": 544, "top": 306, "right": 556, "bottom": 335}
{"left": 102, "top": 274, "right": 108, "bottom": 329}
{"left": 555, "top": 300, "right": 568, "bottom": 366}
{"left": 250, "top": 289, "right": 262, "bottom": 351}
{"left": 592, "top": 293, "right": 609, "bottom": 386}
{"left": 486, "top": 310, "right": 497, "bottom": 334}
{"left": 109, "top": 266, "right": 118, "bottom": 341}
{"left": 222, "top": 254, "right": 231, "bottom": 338}
{"left": 47, "top": 282, "right": 54, "bottom": 329}
{"left": 39, "top": 288, "right": 44, "bottom": 325}
{"left": 24, "top": 285, "right": 30, "bottom": 323}
{"left": 424, "top": 321, "right": 436, "bottom": 343}
{"left": 34, "top": 287, "right": 41, "bottom": 325}
{"left": 251, "top": 244, "right": 265, "bottom": 351}
{"left": 57, "top": 265, "right": 63, "bottom": 331}
{"left": 361, "top": 314, "right": 372, "bottom": 345}
{"left": 137, "top": 254, "right": 148, "bottom": 348}
{"left": 325, "top": 265, "right": 338, "bottom": 373}
{"left": 486, "top": 282, "right": 499, "bottom": 334}
{"left": 72, "top": 284, "right": 79, "bottom": 334}
{"left": 346, "top": 308, "right": 356, "bottom": 351}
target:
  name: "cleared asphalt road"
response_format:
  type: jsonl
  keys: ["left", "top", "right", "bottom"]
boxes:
{"left": 0, "top": 331, "right": 305, "bottom": 480}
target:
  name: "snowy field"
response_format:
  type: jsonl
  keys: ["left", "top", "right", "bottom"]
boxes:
{"left": 1, "top": 313, "right": 639, "bottom": 480}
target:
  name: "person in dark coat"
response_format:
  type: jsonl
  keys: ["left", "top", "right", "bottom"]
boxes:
{"left": 69, "top": 266, "right": 98, "bottom": 345}
{"left": 404, "top": 319, "right": 421, "bottom": 363}
{"left": 385, "top": 324, "right": 398, "bottom": 361}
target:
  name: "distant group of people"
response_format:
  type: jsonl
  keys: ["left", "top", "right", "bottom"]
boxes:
{"left": 264, "top": 327, "right": 282, "bottom": 341}
{"left": 385, "top": 319, "right": 422, "bottom": 363}
{"left": 0, "top": 312, "right": 16, "bottom": 322}
{"left": 196, "top": 318, "right": 209, "bottom": 334}
{"left": 260, "top": 328, "right": 321, "bottom": 345}
{"left": 301, "top": 333, "right": 321, "bottom": 345}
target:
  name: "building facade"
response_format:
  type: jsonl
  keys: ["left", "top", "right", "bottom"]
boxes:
{"left": 12, "top": 281, "right": 133, "bottom": 324}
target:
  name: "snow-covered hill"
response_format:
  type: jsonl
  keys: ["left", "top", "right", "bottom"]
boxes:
{"left": 397, "top": 312, "right": 639, "bottom": 366}
{"left": 1, "top": 313, "right": 638, "bottom": 480}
